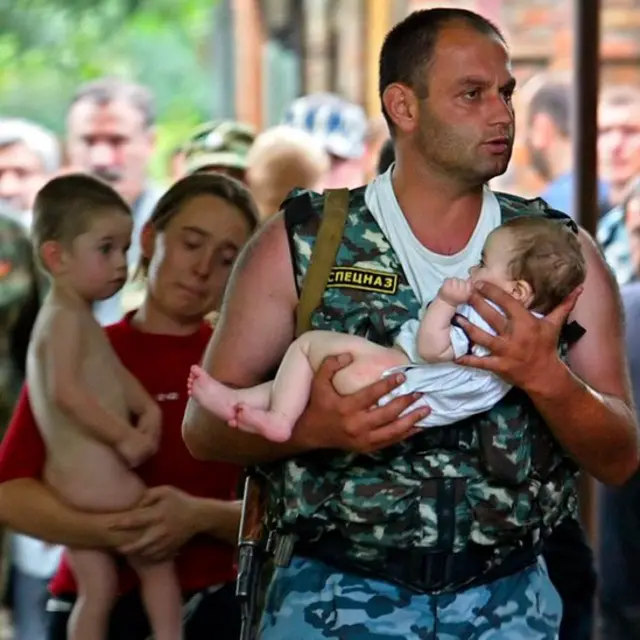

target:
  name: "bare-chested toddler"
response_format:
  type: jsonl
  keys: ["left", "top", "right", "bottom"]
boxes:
{"left": 188, "top": 216, "right": 586, "bottom": 443}
{"left": 26, "top": 174, "right": 182, "bottom": 640}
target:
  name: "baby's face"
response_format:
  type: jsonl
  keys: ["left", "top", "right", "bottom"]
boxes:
{"left": 468, "top": 229, "right": 517, "bottom": 295}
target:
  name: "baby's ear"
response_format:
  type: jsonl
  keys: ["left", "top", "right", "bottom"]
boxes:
{"left": 513, "top": 279, "right": 534, "bottom": 307}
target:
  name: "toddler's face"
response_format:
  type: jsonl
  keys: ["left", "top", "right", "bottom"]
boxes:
{"left": 66, "top": 209, "right": 132, "bottom": 302}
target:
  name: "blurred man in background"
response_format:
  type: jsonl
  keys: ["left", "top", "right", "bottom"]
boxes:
{"left": 66, "top": 77, "right": 164, "bottom": 325}
{"left": 246, "top": 125, "right": 329, "bottom": 221}
{"left": 283, "top": 92, "right": 368, "bottom": 190}
{"left": 183, "top": 120, "right": 256, "bottom": 183}
{"left": 0, "top": 119, "right": 60, "bottom": 230}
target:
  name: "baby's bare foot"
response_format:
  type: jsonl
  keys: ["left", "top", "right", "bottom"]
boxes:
{"left": 235, "top": 404, "right": 294, "bottom": 443}
{"left": 188, "top": 365, "right": 238, "bottom": 422}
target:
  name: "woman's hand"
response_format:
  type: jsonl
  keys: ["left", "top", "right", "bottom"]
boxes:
{"left": 110, "top": 486, "right": 200, "bottom": 562}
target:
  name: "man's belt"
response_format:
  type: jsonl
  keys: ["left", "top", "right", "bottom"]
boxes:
{"left": 290, "top": 530, "right": 542, "bottom": 595}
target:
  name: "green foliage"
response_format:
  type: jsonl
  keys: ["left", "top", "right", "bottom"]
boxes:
{"left": 0, "top": 0, "right": 219, "bottom": 181}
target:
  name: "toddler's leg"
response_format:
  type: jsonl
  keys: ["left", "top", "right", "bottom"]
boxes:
{"left": 67, "top": 549, "right": 118, "bottom": 640}
{"left": 129, "top": 558, "right": 183, "bottom": 640}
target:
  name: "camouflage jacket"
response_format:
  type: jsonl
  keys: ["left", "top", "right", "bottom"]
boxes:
{"left": 0, "top": 213, "right": 40, "bottom": 436}
{"left": 260, "top": 186, "right": 580, "bottom": 568}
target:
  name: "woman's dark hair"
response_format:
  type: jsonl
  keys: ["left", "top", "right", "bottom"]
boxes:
{"left": 138, "top": 172, "right": 260, "bottom": 275}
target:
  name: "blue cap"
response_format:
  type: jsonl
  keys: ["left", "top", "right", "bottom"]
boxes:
{"left": 282, "top": 93, "right": 367, "bottom": 160}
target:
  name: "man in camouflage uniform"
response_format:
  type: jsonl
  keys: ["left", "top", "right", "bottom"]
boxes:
{"left": 0, "top": 208, "right": 40, "bottom": 434}
{"left": 183, "top": 120, "right": 256, "bottom": 184}
{"left": 0, "top": 207, "right": 41, "bottom": 632}
{"left": 183, "top": 8, "right": 638, "bottom": 639}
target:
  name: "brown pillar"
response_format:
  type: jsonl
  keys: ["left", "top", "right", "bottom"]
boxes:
{"left": 365, "top": 0, "right": 391, "bottom": 117}
{"left": 233, "top": 0, "right": 264, "bottom": 129}
{"left": 572, "top": 1, "right": 600, "bottom": 553}
{"left": 303, "top": 0, "right": 331, "bottom": 94}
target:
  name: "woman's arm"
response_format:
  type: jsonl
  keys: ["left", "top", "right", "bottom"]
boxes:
{"left": 0, "top": 478, "right": 130, "bottom": 548}
{"left": 111, "top": 487, "right": 242, "bottom": 560}
{"left": 189, "top": 498, "right": 241, "bottom": 546}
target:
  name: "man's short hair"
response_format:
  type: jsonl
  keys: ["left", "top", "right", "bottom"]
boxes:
{"left": 377, "top": 138, "right": 395, "bottom": 175}
{"left": 32, "top": 174, "right": 131, "bottom": 265}
{"left": 528, "top": 82, "right": 572, "bottom": 137}
{"left": 0, "top": 119, "right": 61, "bottom": 172}
{"left": 498, "top": 216, "right": 586, "bottom": 315}
{"left": 378, "top": 8, "right": 505, "bottom": 131}
{"left": 69, "top": 77, "right": 156, "bottom": 129}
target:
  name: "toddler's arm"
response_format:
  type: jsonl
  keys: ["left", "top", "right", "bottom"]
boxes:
{"left": 417, "top": 278, "right": 472, "bottom": 362}
{"left": 117, "top": 362, "right": 161, "bottom": 445}
{"left": 44, "top": 309, "right": 145, "bottom": 459}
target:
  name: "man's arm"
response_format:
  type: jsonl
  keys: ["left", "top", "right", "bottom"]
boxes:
{"left": 182, "top": 213, "right": 430, "bottom": 465}
{"left": 456, "top": 230, "right": 639, "bottom": 486}
{"left": 535, "top": 231, "right": 638, "bottom": 484}
{"left": 182, "top": 213, "right": 303, "bottom": 463}
{"left": 45, "top": 309, "right": 132, "bottom": 447}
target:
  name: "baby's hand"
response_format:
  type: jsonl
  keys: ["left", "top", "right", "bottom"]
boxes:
{"left": 117, "top": 429, "right": 158, "bottom": 468}
{"left": 439, "top": 277, "right": 473, "bottom": 307}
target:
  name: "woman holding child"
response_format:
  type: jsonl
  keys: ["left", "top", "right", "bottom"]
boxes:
{"left": 0, "top": 172, "right": 258, "bottom": 640}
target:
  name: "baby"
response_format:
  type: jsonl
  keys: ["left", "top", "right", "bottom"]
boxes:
{"left": 26, "top": 174, "right": 182, "bottom": 640}
{"left": 188, "top": 216, "right": 586, "bottom": 443}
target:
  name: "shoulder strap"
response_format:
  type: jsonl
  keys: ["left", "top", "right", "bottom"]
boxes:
{"left": 295, "top": 188, "right": 349, "bottom": 338}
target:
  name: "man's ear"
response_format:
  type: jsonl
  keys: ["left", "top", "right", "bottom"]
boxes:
{"left": 382, "top": 83, "right": 420, "bottom": 135}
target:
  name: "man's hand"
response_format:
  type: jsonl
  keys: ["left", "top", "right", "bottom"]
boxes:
{"left": 454, "top": 281, "right": 583, "bottom": 393}
{"left": 291, "top": 353, "right": 430, "bottom": 455}
{"left": 110, "top": 486, "right": 200, "bottom": 562}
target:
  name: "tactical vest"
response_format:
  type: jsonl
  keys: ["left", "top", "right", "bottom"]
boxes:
{"left": 261, "top": 186, "right": 580, "bottom": 568}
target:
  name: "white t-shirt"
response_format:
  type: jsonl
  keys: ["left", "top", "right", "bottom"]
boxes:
{"left": 365, "top": 167, "right": 502, "bottom": 306}
{"left": 365, "top": 167, "right": 511, "bottom": 427}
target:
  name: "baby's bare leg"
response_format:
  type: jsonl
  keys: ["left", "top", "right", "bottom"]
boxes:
{"left": 129, "top": 557, "right": 182, "bottom": 640}
{"left": 188, "top": 365, "right": 272, "bottom": 423}
{"left": 67, "top": 549, "right": 118, "bottom": 640}
{"left": 236, "top": 330, "right": 408, "bottom": 441}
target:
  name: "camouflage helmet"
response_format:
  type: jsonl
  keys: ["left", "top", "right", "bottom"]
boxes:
{"left": 184, "top": 120, "right": 256, "bottom": 174}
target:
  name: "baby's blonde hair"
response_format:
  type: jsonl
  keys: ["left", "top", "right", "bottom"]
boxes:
{"left": 495, "top": 216, "right": 586, "bottom": 314}
{"left": 247, "top": 125, "right": 330, "bottom": 219}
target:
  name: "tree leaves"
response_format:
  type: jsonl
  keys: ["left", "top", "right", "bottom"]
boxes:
{"left": 0, "top": 0, "right": 219, "bottom": 180}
